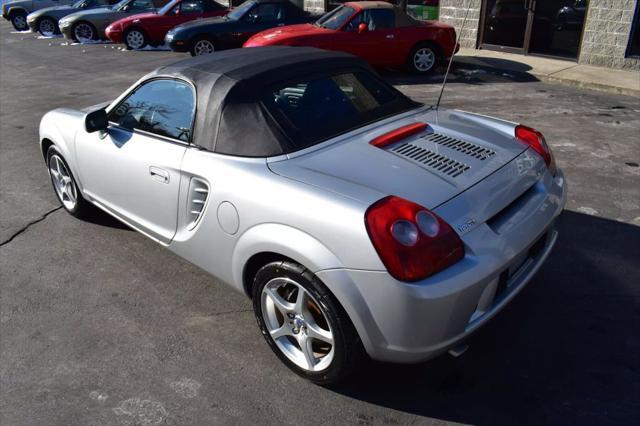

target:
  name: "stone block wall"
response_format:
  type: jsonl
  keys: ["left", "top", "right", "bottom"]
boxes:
{"left": 579, "top": 0, "right": 640, "bottom": 70}
{"left": 438, "top": 0, "right": 482, "bottom": 48}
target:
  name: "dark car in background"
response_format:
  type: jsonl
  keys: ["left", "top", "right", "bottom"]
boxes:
{"left": 165, "top": 0, "right": 318, "bottom": 56}
{"left": 27, "top": 0, "right": 118, "bottom": 36}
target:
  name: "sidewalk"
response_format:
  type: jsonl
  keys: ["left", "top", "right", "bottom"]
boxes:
{"left": 454, "top": 48, "right": 640, "bottom": 97}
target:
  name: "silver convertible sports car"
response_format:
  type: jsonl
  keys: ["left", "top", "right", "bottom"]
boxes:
{"left": 39, "top": 47, "right": 566, "bottom": 384}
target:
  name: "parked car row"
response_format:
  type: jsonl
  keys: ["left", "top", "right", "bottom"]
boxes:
{"left": 1, "top": 0, "right": 458, "bottom": 74}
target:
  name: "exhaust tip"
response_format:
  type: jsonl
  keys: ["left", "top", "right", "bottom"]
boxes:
{"left": 448, "top": 343, "right": 469, "bottom": 358}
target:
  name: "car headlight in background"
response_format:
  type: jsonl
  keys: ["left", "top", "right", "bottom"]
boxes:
{"left": 165, "top": 32, "right": 174, "bottom": 42}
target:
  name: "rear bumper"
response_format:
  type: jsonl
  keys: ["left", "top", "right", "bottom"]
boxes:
{"left": 319, "top": 169, "right": 567, "bottom": 363}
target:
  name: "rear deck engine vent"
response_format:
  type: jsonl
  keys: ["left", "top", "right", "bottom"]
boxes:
{"left": 421, "top": 133, "right": 496, "bottom": 160}
{"left": 392, "top": 143, "right": 470, "bottom": 177}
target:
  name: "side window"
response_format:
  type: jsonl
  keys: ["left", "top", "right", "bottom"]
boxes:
{"left": 109, "top": 80, "right": 195, "bottom": 142}
{"left": 345, "top": 9, "right": 394, "bottom": 31}
{"left": 245, "top": 3, "right": 284, "bottom": 23}
{"left": 129, "top": 0, "right": 154, "bottom": 11}
{"left": 368, "top": 9, "right": 394, "bottom": 29}
{"left": 180, "top": 0, "right": 205, "bottom": 14}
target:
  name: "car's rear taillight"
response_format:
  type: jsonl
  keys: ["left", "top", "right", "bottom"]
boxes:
{"left": 515, "top": 125, "right": 556, "bottom": 175}
{"left": 365, "top": 196, "right": 465, "bottom": 282}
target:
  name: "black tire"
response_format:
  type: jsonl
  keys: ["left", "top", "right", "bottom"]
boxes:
{"left": 9, "top": 10, "right": 28, "bottom": 31}
{"left": 407, "top": 42, "right": 441, "bottom": 75}
{"left": 46, "top": 146, "right": 93, "bottom": 219}
{"left": 252, "top": 261, "right": 366, "bottom": 385}
{"left": 72, "top": 21, "right": 97, "bottom": 43}
{"left": 123, "top": 27, "right": 147, "bottom": 50}
{"left": 37, "top": 17, "right": 59, "bottom": 37}
{"left": 190, "top": 36, "right": 216, "bottom": 56}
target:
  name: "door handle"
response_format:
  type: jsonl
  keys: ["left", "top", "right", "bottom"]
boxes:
{"left": 149, "top": 166, "right": 170, "bottom": 184}
{"left": 386, "top": 34, "right": 394, "bottom": 39}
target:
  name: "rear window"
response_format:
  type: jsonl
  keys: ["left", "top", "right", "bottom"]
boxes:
{"left": 262, "top": 71, "right": 420, "bottom": 151}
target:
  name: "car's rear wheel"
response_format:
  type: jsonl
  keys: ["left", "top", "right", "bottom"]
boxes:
{"left": 46, "top": 146, "right": 92, "bottom": 218}
{"left": 252, "top": 261, "right": 365, "bottom": 385}
{"left": 38, "top": 17, "right": 58, "bottom": 37}
{"left": 124, "top": 28, "right": 147, "bottom": 50}
{"left": 190, "top": 37, "right": 215, "bottom": 56}
{"left": 73, "top": 21, "right": 96, "bottom": 43}
{"left": 408, "top": 42, "right": 440, "bottom": 74}
{"left": 9, "top": 10, "right": 28, "bottom": 31}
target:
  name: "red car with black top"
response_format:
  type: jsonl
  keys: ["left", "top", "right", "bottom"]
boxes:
{"left": 106, "top": 0, "right": 228, "bottom": 49}
{"left": 243, "top": 1, "right": 458, "bottom": 74}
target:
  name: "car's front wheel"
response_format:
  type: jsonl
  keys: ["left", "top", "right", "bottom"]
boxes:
{"left": 124, "top": 28, "right": 147, "bottom": 50}
{"left": 190, "top": 37, "right": 216, "bottom": 56}
{"left": 9, "top": 10, "right": 28, "bottom": 31}
{"left": 46, "top": 146, "right": 93, "bottom": 218}
{"left": 38, "top": 17, "right": 58, "bottom": 37}
{"left": 408, "top": 42, "right": 440, "bottom": 74}
{"left": 73, "top": 21, "right": 96, "bottom": 43}
{"left": 252, "top": 261, "right": 365, "bottom": 385}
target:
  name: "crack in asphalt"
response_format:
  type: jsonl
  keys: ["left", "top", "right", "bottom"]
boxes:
{"left": 0, "top": 206, "right": 62, "bottom": 247}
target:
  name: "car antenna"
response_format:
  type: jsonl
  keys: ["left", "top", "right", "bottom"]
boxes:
{"left": 436, "top": 1, "right": 473, "bottom": 110}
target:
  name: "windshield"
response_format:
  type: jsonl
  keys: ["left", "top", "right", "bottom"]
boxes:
{"left": 263, "top": 71, "right": 420, "bottom": 151}
{"left": 72, "top": 0, "right": 87, "bottom": 7}
{"left": 158, "top": 0, "right": 179, "bottom": 15}
{"left": 315, "top": 5, "right": 355, "bottom": 30}
{"left": 227, "top": 0, "right": 254, "bottom": 20}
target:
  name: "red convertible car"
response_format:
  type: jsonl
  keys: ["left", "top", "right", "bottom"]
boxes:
{"left": 106, "top": 0, "right": 228, "bottom": 49}
{"left": 243, "top": 1, "right": 457, "bottom": 74}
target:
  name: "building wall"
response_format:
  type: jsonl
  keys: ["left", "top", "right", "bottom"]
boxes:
{"left": 303, "top": 0, "right": 325, "bottom": 13}
{"left": 438, "top": 0, "right": 482, "bottom": 48}
{"left": 579, "top": 0, "right": 640, "bottom": 70}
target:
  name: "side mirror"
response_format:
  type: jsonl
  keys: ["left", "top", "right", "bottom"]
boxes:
{"left": 357, "top": 22, "right": 368, "bottom": 34}
{"left": 121, "top": 5, "right": 129, "bottom": 11}
{"left": 85, "top": 109, "right": 108, "bottom": 133}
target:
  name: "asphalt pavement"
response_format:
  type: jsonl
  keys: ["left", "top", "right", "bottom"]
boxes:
{"left": 1, "top": 24, "right": 639, "bottom": 425}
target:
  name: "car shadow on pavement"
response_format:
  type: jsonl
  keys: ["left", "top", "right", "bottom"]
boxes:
{"left": 83, "top": 208, "right": 132, "bottom": 231}
{"left": 330, "top": 211, "right": 639, "bottom": 425}
{"left": 380, "top": 60, "right": 538, "bottom": 87}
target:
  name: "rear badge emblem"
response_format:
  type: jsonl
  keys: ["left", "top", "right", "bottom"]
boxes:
{"left": 457, "top": 218, "right": 476, "bottom": 234}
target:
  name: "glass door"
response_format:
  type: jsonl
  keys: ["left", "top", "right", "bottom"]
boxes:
{"left": 481, "top": 0, "right": 530, "bottom": 52}
{"left": 528, "top": 0, "right": 587, "bottom": 59}
{"left": 480, "top": 0, "right": 588, "bottom": 60}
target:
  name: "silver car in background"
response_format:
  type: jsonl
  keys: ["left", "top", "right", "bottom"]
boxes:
{"left": 38, "top": 47, "right": 566, "bottom": 384}
{"left": 2, "top": 0, "right": 74, "bottom": 30}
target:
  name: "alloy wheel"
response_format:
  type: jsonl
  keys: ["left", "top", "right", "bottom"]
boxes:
{"left": 193, "top": 39, "right": 214, "bottom": 56}
{"left": 126, "top": 30, "right": 145, "bottom": 49}
{"left": 74, "top": 23, "right": 94, "bottom": 43}
{"left": 39, "top": 18, "right": 56, "bottom": 37}
{"left": 261, "top": 277, "right": 334, "bottom": 372}
{"left": 12, "top": 14, "right": 27, "bottom": 31}
{"left": 49, "top": 154, "right": 77, "bottom": 211}
{"left": 413, "top": 47, "right": 436, "bottom": 72}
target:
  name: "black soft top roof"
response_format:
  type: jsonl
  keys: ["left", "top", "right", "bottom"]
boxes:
{"left": 146, "top": 46, "right": 374, "bottom": 156}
